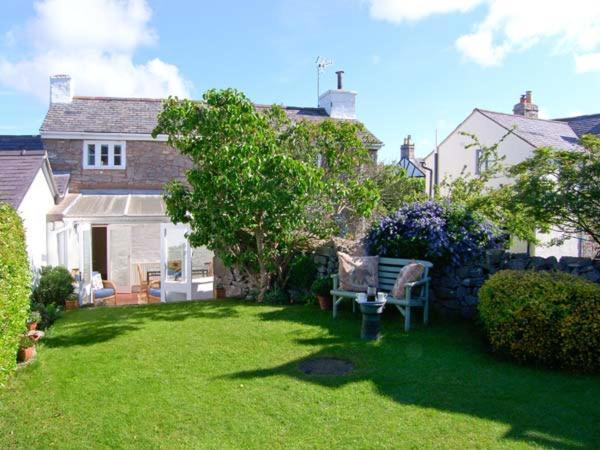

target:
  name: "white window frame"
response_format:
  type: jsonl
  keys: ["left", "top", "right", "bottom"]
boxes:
{"left": 83, "top": 141, "right": 126, "bottom": 169}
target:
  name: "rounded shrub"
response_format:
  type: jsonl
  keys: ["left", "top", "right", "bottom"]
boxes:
{"left": 31, "top": 266, "right": 74, "bottom": 307}
{"left": 0, "top": 202, "right": 31, "bottom": 387}
{"left": 365, "top": 201, "right": 503, "bottom": 266}
{"left": 478, "top": 270, "right": 600, "bottom": 372}
{"left": 286, "top": 254, "right": 317, "bottom": 291}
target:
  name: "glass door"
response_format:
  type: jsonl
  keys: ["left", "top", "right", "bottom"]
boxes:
{"left": 160, "top": 223, "right": 192, "bottom": 302}
{"left": 108, "top": 225, "right": 132, "bottom": 293}
{"left": 78, "top": 223, "right": 93, "bottom": 305}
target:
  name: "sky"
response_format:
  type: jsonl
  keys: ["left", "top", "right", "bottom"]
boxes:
{"left": 1, "top": 0, "right": 599, "bottom": 162}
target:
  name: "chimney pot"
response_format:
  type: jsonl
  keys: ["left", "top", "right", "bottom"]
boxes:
{"left": 513, "top": 90, "right": 538, "bottom": 119}
{"left": 401, "top": 135, "right": 415, "bottom": 160}
{"left": 336, "top": 70, "right": 344, "bottom": 90}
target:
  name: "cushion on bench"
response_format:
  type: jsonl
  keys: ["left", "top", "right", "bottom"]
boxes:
{"left": 94, "top": 287, "right": 115, "bottom": 299}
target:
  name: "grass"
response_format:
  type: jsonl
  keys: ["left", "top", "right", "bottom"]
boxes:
{"left": 1, "top": 300, "right": 598, "bottom": 449}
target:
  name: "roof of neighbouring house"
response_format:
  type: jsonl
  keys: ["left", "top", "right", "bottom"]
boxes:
{"left": 399, "top": 157, "right": 426, "bottom": 177}
{"left": 0, "top": 149, "right": 45, "bottom": 208}
{"left": 554, "top": 113, "right": 600, "bottom": 137}
{"left": 0, "top": 135, "right": 43, "bottom": 151}
{"left": 52, "top": 173, "right": 70, "bottom": 197}
{"left": 476, "top": 109, "right": 582, "bottom": 150}
{"left": 41, "top": 96, "right": 383, "bottom": 147}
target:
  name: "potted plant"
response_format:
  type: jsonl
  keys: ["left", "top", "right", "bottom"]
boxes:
{"left": 65, "top": 291, "right": 79, "bottom": 311}
{"left": 215, "top": 283, "right": 226, "bottom": 299}
{"left": 17, "top": 335, "right": 36, "bottom": 363}
{"left": 311, "top": 277, "right": 333, "bottom": 311}
{"left": 26, "top": 311, "right": 42, "bottom": 331}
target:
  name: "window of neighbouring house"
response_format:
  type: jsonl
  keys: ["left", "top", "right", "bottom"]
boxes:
{"left": 83, "top": 141, "right": 126, "bottom": 169}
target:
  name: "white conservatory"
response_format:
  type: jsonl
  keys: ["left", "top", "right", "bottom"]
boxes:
{"left": 46, "top": 193, "right": 214, "bottom": 304}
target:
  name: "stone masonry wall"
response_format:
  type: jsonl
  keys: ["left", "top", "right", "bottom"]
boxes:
{"left": 310, "top": 242, "right": 600, "bottom": 318}
{"left": 44, "top": 138, "right": 191, "bottom": 192}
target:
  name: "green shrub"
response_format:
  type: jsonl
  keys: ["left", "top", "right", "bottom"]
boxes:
{"left": 264, "top": 288, "right": 289, "bottom": 305}
{"left": 31, "top": 266, "right": 74, "bottom": 307}
{"left": 286, "top": 254, "right": 317, "bottom": 291}
{"left": 478, "top": 270, "right": 600, "bottom": 372}
{"left": 0, "top": 202, "right": 31, "bottom": 387}
{"left": 31, "top": 302, "right": 62, "bottom": 331}
{"left": 311, "top": 277, "right": 332, "bottom": 297}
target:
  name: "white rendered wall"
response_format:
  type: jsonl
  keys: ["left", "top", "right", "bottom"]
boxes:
{"left": 436, "top": 110, "right": 579, "bottom": 257}
{"left": 17, "top": 168, "right": 55, "bottom": 273}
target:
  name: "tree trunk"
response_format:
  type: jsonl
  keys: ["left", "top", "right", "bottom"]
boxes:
{"left": 254, "top": 213, "right": 270, "bottom": 302}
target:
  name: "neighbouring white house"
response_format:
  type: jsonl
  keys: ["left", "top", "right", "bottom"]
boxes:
{"left": 0, "top": 136, "right": 64, "bottom": 272}
{"left": 423, "top": 91, "right": 600, "bottom": 258}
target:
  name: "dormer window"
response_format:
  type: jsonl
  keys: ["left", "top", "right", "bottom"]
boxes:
{"left": 83, "top": 141, "right": 126, "bottom": 169}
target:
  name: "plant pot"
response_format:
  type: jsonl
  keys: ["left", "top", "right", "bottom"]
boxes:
{"left": 65, "top": 299, "right": 78, "bottom": 311}
{"left": 17, "top": 346, "right": 35, "bottom": 363}
{"left": 317, "top": 294, "right": 332, "bottom": 311}
{"left": 26, "top": 322, "right": 38, "bottom": 331}
{"left": 215, "top": 287, "right": 226, "bottom": 299}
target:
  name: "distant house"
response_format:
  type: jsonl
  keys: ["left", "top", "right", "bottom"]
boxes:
{"left": 0, "top": 136, "right": 63, "bottom": 271}
{"left": 424, "top": 91, "right": 600, "bottom": 258}
{"left": 398, "top": 135, "right": 426, "bottom": 178}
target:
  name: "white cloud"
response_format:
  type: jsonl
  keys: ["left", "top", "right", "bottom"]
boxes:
{"left": 575, "top": 53, "right": 600, "bottom": 73}
{"left": 368, "top": 0, "right": 600, "bottom": 71}
{"left": 368, "top": 0, "right": 483, "bottom": 22}
{"left": 0, "top": 0, "right": 191, "bottom": 101}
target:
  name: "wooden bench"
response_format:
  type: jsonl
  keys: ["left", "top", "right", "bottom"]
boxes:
{"left": 330, "top": 257, "right": 433, "bottom": 332}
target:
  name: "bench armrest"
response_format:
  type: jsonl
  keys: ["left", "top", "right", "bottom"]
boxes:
{"left": 405, "top": 277, "right": 431, "bottom": 288}
{"left": 331, "top": 274, "right": 339, "bottom": 290}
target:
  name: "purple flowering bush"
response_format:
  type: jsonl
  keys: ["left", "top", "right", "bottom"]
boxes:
{"left": 365, "top": 201, "right": 504, "bottom": 266}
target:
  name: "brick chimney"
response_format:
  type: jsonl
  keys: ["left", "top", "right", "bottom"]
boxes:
{"left": 50, "top": 74, "right": 73, "bottom": 104}
{"left": 513, "top": 90, "right": 538, "bottom": 119}
{"left": 318, "top": 70, "right": 357, "bottom": 119}
{"left": 400, "top": 135, "right": 415, "bottom": 160}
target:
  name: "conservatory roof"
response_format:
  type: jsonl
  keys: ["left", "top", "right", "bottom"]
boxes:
{"left": 60, "top": 194, "right": 167, "bottom": 221}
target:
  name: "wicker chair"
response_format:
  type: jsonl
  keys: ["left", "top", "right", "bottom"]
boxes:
{"left": 148, "top": 280, "right": 161, "bottom": 304}
{"left": 93, "top": 278, "right": 117, "bottom": 306}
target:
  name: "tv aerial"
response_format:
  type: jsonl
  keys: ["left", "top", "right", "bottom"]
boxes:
{"left": 315, "top": 56, "right": 333, "bottom": 105}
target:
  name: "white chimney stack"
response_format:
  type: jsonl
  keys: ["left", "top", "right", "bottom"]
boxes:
{"left": 50, "top": 74, "right": 73, "bottom": 104}
{"left": 318, "top": 70, "right": 357, "bottom": 119}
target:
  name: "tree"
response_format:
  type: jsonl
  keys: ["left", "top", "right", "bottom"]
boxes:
{"left": 153, "top": 89, "right": 378, "bottom": 301}
{"left": 370, "top": 163, "right": 427, "bottom": 216}
{"left": 508, "top": 134, "right": 600, "bottom": 247}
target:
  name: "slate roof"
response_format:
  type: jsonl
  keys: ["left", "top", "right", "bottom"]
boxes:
{"left": 41, "top": 96, "right": 382, "bottom": 146}
{"left": 0, "top": 148, "right": 46, "bottom": 208}
{"left": 0, "top": 135, "right": 43, "bottom": 151}
{"left": 53, "top": 173, "right": 70, "bottom": 197}
{"left": 477, "top": 109, "right": 582, "bottom": 150}
{"left": 399, "top": 157, "right": 426, "bottom": 177}
{"left": 554, "top": 113, "right": 600, "bottom": 138}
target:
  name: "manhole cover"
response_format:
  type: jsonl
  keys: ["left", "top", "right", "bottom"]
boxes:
{"left": 298, "top": 358, "right": 354, "bottom": 376}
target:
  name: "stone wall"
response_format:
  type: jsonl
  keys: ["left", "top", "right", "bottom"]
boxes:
{"left": 430, "top": 251, "right": 600, "bottom": 318}
{"left": 44, "top": 138, "right": 191, "bottom": 192}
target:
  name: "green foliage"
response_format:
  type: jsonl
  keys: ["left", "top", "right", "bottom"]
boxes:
{"left": 311, "top": 276, "right": 333, "bottom": 297}
{"left": 0, "top": 202, "right": 31, "bottom": 387}
{"left": 153, "top": 89, "right": 378, "bottom": 301}
{"left": 27, "top": 311, "right": 41, "bottom": 324}
{"left": 263, "top": 288, "right": 289, "bottom": 305}
{"left": 371, "top": 163, "right": 427, "bottom": 216}
{"left": 478, "top": 270, "right": 600, "bottom": 372}
{"left": 31, "top": 266, "right": 74, "bottom": 307}
{"left": 18, "top": 335, "right": 35, "bottom": 350}
{"left": 508, "top": 134, "right": 600, "bottom": 247}
{"left": 31, "top": 302, "right": 61, "bottom": 331}
{"left": 286, "top": 254, "right": 317, "bottom": 291}
{"left": 438, "top": 132, "right": 536, "bottom": 243}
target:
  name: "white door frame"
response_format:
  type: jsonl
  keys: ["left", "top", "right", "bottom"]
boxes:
{"left": 107, "top": 224, "right": 132, "bottom": 293}
{"left": 77, "top": 222, "right": 93, "bottom": 304}
{"left": 160, "top": 223, "right": 192, "bottom": 302}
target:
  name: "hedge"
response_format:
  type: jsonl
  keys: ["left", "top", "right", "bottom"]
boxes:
{"left": 478, "top": 270, "right": 600, "bottom": 372}
{"left": 0, "top": 202, "right": 31, "bottom": 386}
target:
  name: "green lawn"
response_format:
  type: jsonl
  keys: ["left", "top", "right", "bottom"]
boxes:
{"left": 1, "top": 300, "right": 598, "bottom": 449}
